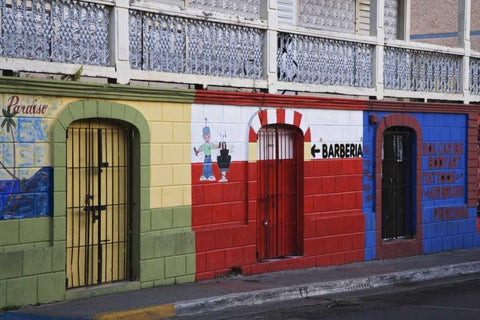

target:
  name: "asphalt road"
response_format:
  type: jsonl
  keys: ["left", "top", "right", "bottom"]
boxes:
{"left": 175, "top": 274, "right": 480, "bottom": 320}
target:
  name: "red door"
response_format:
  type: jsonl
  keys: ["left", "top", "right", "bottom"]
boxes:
{"left": 257, "top": 124, "right": 303, "bottom": 260}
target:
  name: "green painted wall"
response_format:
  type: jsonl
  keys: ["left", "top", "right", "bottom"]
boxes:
{"left": 140, "top": 206, "right": 196, "bottom": 288}
{"left": 0, "top": 78, "right": 197, "bottom": 308}
{"left": 0, "top": 217, "right": 65, "bottom": 308}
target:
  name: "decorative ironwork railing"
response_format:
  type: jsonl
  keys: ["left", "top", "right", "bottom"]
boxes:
{"left": 277, "top": 33, "right": 373, "bottom": 88}
{"left": 188, "top": 0, "right": 260, "bottom": 20}
{"left": 129, "top": 11, "right": 264, "bottom": 79}
{"left": 298, "top": 0, "right": 355, "bottom": 34}
{"left": 384, "top": 0, "right": 398, "bottom": 39}
{"left": 0, "top": 0, "right": 110, "bottom": 66}
{"left": 470, "top": 57, "right": 480, "bottom": 95}
{"left": 384, "top": 47, "right": 461, "bottom": 93}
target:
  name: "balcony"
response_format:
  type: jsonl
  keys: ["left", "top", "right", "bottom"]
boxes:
{"left": 0, "top": 0, "right": 478, "bottom": 104}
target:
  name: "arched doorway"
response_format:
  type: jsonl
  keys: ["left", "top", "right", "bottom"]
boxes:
{"left": 382, "top": 126, "right": 416, "bottom": 240}
{"left": 257, "top": 124, "right": 303, "bottom": 260}
{"left": 66, "top": 118, "right": 133, "bottom": 288}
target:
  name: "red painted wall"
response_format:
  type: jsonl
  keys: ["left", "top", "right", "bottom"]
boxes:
{"left": 192, "top": 157, "right": 364, "bottom": 280}
{"left": 303, "top": 159, "right": 365, "bottom": 266}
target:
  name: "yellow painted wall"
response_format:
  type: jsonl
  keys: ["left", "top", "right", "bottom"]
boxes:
{"left": 118, "top": 101, "right": 192, "bottom": 209}
{"left": 0, "top": 95, "right": 192, "bottom": 210}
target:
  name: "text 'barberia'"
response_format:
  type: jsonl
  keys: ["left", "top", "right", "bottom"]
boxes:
{"left": 311, "top": 143, "right": 363, "bottom": 159}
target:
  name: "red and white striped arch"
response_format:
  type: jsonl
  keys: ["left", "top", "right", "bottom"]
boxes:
{"left": 248, "top": 109, "right": 311, "bottom": 142}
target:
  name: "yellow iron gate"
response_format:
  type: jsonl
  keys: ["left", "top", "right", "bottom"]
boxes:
{"left": 66, "top": 119, "right": 132, "bottom": 288}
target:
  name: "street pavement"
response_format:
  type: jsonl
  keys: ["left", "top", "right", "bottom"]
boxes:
{"left": 2, "top": 248, "right": 480, "bottom": 320}
{"left": 178, "top": 274, "right": 480, "bottom": 319}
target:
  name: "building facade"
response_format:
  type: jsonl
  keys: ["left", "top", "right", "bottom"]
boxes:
{"left": 0, "top": 0, "right": 479, "bottom": 309}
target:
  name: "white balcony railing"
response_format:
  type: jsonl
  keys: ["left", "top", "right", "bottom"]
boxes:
{"left": 0, "top": 0, "right": 477, "bottom": 104}
{"left": 0, "top": 0, "right": 110, "bottom": 66}
{"left": 277, "top": 32, "right": 374, "bottom": 88}
{"left": 470, "top": 57, "right": 480, "bottom": 95}
{"left": 129, "top": 10, "right": 264, "bottom": 79}
{"left": 384, "top": 46, "right": 461, "bottom": 94}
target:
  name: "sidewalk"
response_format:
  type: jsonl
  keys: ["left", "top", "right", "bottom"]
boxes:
{"left": 3, "top": 248, "right": 480, "bottom": 320}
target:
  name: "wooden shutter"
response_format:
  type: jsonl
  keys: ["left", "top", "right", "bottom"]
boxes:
{"left": 278, "top": 0, "right": 297, "bottom": 25}
{"left": 356, "top": 0, "right": 371, "bottom": 35}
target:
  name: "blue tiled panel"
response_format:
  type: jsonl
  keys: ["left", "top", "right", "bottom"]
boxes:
{"left": 0, "top": 167, "right": 53, "bottom": 220}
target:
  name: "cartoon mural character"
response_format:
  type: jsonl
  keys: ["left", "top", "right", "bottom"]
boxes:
{"left": 217, "top": 140, "right": 231, "bottom": 183}
{"left": 194, "top": 125, "right": 217, "bottom": 181}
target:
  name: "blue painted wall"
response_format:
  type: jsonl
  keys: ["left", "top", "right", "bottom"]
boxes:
{"left": 363, "top": 111, "right": 480, "bottom": 260}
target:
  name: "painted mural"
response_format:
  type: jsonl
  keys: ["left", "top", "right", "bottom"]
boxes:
{"left": 0, "top": 95, "right": 53, "bottom": 219}
{"left": 191, "top": 104, "right": 366, "bottom": 278}
{"left": 193, "top": 119, "right": 232, "bottom": 182}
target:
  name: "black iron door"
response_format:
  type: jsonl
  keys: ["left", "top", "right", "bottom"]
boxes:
{"left": 66, "top": 120, "right": 132, "bottom": 288}
{"left": 382, "top": 127, "right": 414, "bottom": 240}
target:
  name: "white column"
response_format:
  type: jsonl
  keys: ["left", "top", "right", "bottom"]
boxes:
{"left": 458, "top": 0, "right": 471, "bottom": 104}
{"left": 111, "top": 0, "right": 131, "bottom": 84}
{"left": 371, "top": 0, "right": 385, "bottom": 100}
{"left": 262, "top": 0, "right": 279, "bottom": 94}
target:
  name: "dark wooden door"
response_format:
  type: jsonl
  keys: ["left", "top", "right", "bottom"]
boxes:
{"left": 382, "top": 127, "right": 414, "bottom": 240}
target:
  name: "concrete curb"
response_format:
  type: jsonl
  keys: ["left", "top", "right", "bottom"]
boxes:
{"left": 7, "top": 261, "right": 480, "bottom": 320}
{"left": 173, "top": 261, "right": 480, "bottom": 318}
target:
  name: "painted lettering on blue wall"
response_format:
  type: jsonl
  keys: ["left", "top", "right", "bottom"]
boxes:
{"left": 422, "top": 141, "right": 465, "bottom": 200}
{"left": 433, "top": 206, "right": 468, "bottom": 221}
{"left": 6, "top": 95, "right": 48, "bottom": 115}
{"left": 321, "top": 143, "right": 363, "bottom": 158}
{"left": 423, "top": 142, "right": 463, "bottom": 155}
{"left": 424, "top": 185, "right": 464, "bottom": 200}
{"left": 362, "top": 144, "right": 373, "bottom": 202}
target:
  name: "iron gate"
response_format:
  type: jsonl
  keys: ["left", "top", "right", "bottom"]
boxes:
{"left": 257, "top": 124, "right": 303, "bottom": 260}
{"left": 66, "top": 120, "right": 132, "bottom": 288}
{"left": 382, "top": 127, "right": 414, "bottom": 240}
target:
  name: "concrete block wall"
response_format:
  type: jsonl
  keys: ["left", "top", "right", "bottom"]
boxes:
{"left": 363, "top": 110, "right": 480, "bottom": 260}
{"left": 191, "top": 105, "right": 366, "bottom": 278}
{"left": 0, "top": 93, "right": 68, "bottom": 308}
{"left": 0, "top": 95, "right": 197, "bottom": 307}
{"left": 193, "top": 161, "right": 256, "bottom": 280}
{"left": 0, "top": 218, "right": 64, "bottom": 308}
{"left": 420, "top": 113, "right": 479, "bottom": 253}
{"left": 304, "top": 159, "right": 365, "bottom": 266}
{"left": 131, "top": 101, "right": 196, "bottom": 287}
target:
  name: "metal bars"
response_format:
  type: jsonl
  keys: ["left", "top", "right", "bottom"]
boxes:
{"left": 0, "top": 0, "right": 110, "bottom": 66}
{"left": 66, "top": 121, "right": 130, "bottom": 289}
{"left": 129, "top": 10, "right": 264, "bottom": 79}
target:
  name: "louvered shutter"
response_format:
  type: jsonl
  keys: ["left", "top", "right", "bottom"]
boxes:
{"left": 278, "top": 0, "right": 297, "bottom": 25}
{"left": 356, "top": 0, "right": 371, "bottom": 35}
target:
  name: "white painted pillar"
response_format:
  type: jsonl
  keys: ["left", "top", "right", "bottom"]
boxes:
{"left": 262, "top": 0, "right": 279, "bottom": 94}
{"left": 371, "top": 0, "right": 385, "bottom": 100}
{"left": 458, "top": 0, "right": 471, "bottom": 104}
{"left": 111, "top": 0, "right": 131, "bottom": 84}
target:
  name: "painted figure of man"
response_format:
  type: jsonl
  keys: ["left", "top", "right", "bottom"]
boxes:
{"left": 195, "top": 126, "right": 217, "bottom": 181}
